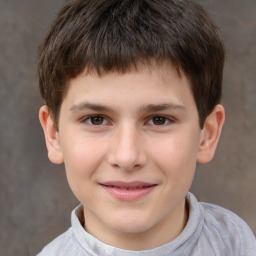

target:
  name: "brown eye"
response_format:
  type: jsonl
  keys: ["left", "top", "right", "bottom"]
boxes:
{"left": 152, "top": 116, "right": 167, "bottom": 125}
{"left": 87, "top": 116, "right": 105, "bottom": 125}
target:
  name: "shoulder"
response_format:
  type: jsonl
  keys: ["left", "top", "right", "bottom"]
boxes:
{"left": 200, "top": 202, "right": 253, "bottom": 236}
{"left": 36, "top": 228, "right": 83, "bottom": 256}
{"left": 199, "top": 201, "right": 256, "bottom": 255}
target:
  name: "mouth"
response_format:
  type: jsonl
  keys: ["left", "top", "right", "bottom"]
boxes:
{"left": 99, "top": 181, "right": 157, "bottom": 201}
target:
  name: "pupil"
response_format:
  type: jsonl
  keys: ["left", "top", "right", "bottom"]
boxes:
{"left": 153, "top": 116, "right": 165, "bottom": 125}
{"left": 91, "top": 116, "right": 103, "bottom": 125}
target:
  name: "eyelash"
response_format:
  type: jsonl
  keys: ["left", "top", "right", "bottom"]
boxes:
{"left": 146, "top": 115, "right": 175, "bottom": 126}
{"left": 81, "top": 115, "right": 110, "bottom": 126}
{"left": 80, "top": 115, "right": 175, "bottom": 127}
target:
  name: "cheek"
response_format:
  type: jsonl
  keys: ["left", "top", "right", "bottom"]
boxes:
{"left": 62, "top": 135, "right": 105, "bottom": 169}
{"left": 150, "top": 133, "right": 199, "bottom": 184}
{"left": 152, "top": 135, "right": 198, "bottom": 165}
{"left": 61, "top": 137, "right": 106, "bottom": 198}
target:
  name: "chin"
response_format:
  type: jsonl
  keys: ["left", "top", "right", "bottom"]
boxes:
{"left": 108, "top": 215, "right": 152, "bottom": 234}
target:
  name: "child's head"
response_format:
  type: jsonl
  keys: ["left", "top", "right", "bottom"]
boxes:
{"left": 38, "top": 0, "right": 224, "bottom": 129}
{"left": 38, "top": 0, "right": 225, "bottom": 250}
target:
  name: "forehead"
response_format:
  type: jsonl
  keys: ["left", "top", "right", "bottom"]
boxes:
{"left": 72, "top": 61, "right": 188, "bottom": 89}
{"left": 60, "top": 62, "right": 197, "bottom": 116}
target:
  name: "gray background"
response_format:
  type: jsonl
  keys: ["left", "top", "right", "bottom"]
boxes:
{"left": 0, "top": 0, "right": 255, "bottom": 255}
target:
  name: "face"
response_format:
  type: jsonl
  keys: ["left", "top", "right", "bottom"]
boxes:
{"left": 40, "top": 63, "right": 223, "bottom": 250}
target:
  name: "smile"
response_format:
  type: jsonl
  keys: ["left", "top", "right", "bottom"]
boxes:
{"left": 100, "top": 181, "right": 157, "bottom": 201}
{"left": 107, "top": 186, "right": 151, "bottom": 190}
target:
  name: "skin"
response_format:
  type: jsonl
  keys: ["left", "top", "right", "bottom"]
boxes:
{"left": 39, "top": 63, "right": 225, "bottom": 250}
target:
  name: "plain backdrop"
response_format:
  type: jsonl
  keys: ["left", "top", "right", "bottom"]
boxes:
{"left": 0, "top": 0, "right": 255, "bottom": 255}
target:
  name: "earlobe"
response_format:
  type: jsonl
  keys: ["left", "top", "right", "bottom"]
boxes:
{"left": 197, "top": 104, "right": 225, "bottom": 163}
{"left": 39, "top": 105, "right": 64, "bottom": 164}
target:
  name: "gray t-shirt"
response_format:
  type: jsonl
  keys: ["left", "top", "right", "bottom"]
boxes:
{"left": 37, "top": 193, "right": 256, "bottom": 255}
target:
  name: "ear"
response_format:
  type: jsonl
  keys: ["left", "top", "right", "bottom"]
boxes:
{"left": 197, "top": 104, "right": 225, "bottom": 163}
{"left": 39, "top": 105, "right": 64, "bottom": 164}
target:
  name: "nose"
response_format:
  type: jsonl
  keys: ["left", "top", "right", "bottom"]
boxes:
{"left": 107, "top": 124, "right": 147, "bottom": 171}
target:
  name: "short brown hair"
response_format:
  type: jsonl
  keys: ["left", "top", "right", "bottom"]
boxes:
{"left": 38, "top": 0, "right": 225, "bottom": 128}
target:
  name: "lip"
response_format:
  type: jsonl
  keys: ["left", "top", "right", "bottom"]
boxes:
{"left": 100, "top": 181, "right": 157, "bottom": 201}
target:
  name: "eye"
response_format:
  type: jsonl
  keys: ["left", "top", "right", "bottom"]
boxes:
{"left": 147, "top": 115, "right": 174, "bottom": 126}
{"left": 84, "top": 115, "right": 108, "bottom": 126}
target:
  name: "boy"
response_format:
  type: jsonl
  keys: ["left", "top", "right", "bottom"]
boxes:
{"left": 37, "top": 0, "right": 256, "bottom": 255}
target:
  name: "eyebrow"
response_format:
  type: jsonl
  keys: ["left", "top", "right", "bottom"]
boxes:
{"left": 139, "top": 103, "right": 186, "bottom": 112}
{"left": 69, "top": 102, "right": 186, "bottom": 113}
{"left": 70, "top": 102, "right": 113, "bottom": 113}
